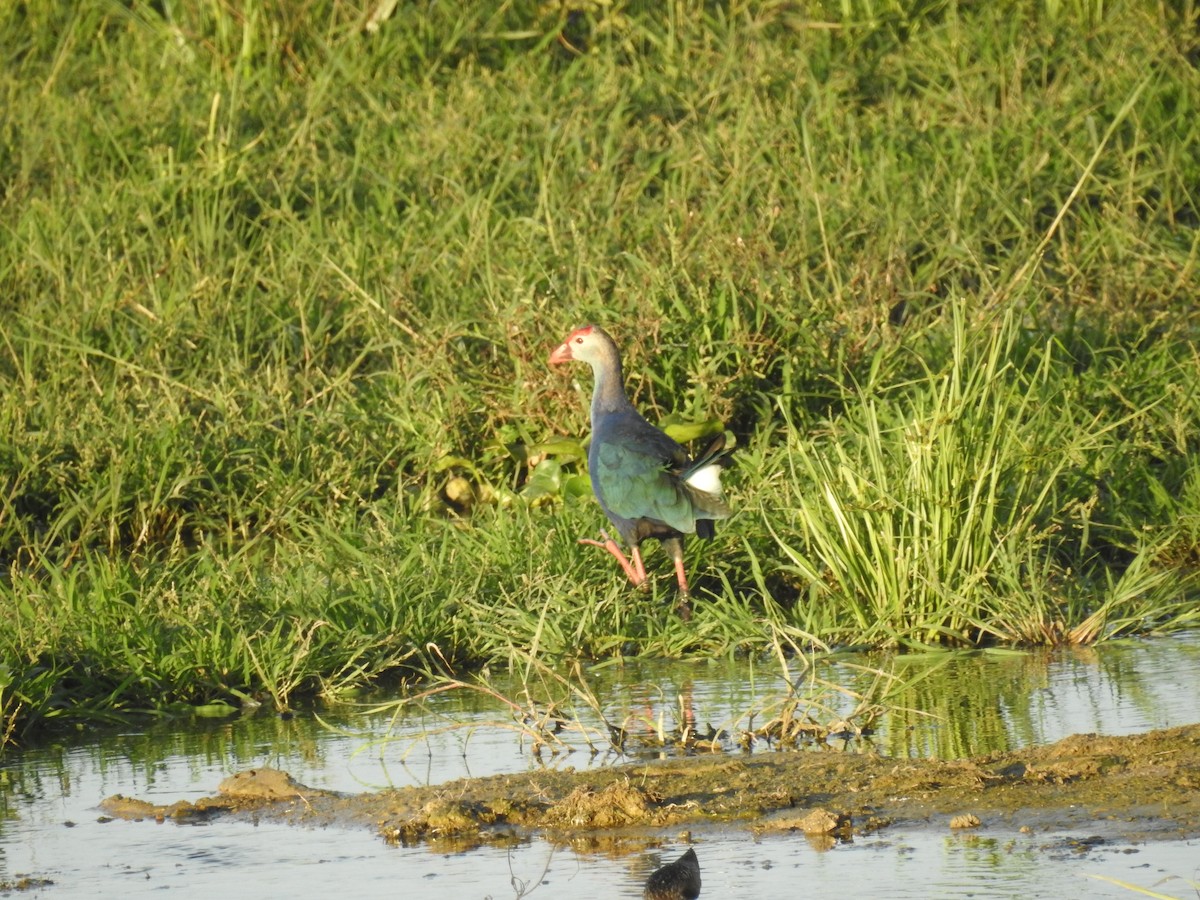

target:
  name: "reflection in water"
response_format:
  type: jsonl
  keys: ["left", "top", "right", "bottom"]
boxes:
{"left": 871, "top": 635, "right": 1200, "bottom": 758}
{"left": 0, "top": 633, "right": 1198, "bottom": 898}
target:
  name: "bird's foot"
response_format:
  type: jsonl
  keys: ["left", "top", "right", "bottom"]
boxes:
{"left": 675, "top": 592, "right": 693, "bottom": 622}
{"left": 578, "top": 531, "right": 647, "bottom": 588}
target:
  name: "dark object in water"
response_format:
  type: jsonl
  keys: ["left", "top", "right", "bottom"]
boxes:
{"left": 644, "top": 847, "right": 701, "bottom": 899}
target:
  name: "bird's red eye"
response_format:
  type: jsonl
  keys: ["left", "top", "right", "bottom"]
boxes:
{"left": 574, "top": 336, "right": 584, "bottom": 343}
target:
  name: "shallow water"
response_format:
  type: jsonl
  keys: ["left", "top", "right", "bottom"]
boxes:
{"left": 3, "top": 633, "right": 1199, "bottom": 898}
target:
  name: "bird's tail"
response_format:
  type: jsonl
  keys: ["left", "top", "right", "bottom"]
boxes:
{"left": 683, "top": 433, "right": 732, "bottom": 495}
{"left": 682, "top": 434, "right": 733, "bottom": 529}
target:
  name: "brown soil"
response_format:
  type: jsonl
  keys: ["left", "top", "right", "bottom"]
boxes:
{"left": 99, "top": 724, "right": 1200, "bottom": 851}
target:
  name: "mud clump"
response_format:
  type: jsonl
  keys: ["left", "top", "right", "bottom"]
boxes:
{"left": 543, "top": 781, "right": 659, "bottom": 829}
{"left": 99, "top": 793, "right": 230, "bottom": 823}
{"left": 219, "top": 767, "right": 309, "bottom": 801}
{"left": 100, "top": 767, "right": 333, "bottom": 824}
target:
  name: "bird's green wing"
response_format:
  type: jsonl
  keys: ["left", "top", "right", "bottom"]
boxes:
{"left": 595, "top": 440, "right": 696, "bottom": 534}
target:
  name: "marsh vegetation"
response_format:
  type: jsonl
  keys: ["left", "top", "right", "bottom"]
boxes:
{"left": 2, "top": 1, "right": 1198, "bottom": 743}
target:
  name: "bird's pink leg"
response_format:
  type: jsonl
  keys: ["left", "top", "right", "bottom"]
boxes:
{"left": 672, "top": 557, "right": 693, "bottom": 621}
{"left": 673, "top": 557, "right": 694, "bottom": 621}
{"left": 663, "top": 538, "right": 693, "bottom": 620}
{"left": 673, "top": 555, "right": 690, "bottom": 596}
{"left": 630, "top": 545, "right": 648, "bottom": 584}
{"left": 578, "top": 531, "right": 647, "bottom": 588}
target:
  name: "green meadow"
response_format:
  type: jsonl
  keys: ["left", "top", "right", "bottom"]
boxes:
{"left": 2, "top": 1, "right": 1199, "bottom": 744}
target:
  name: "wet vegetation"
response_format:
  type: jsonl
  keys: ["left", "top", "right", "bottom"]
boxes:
{"left": 2, "top": 1, "right": 1199, "bottom": 744}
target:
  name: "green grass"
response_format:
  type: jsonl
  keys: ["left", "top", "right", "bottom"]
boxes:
{"left": 1, "top": 0, "right": 1199, "bottom": 743}
{"left": 766, "top": 306, "right": 1200, "bottom": 647}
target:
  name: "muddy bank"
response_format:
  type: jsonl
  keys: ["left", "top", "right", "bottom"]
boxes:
{"left": 101, "top": 723, "right": 1200, "bottom": 849}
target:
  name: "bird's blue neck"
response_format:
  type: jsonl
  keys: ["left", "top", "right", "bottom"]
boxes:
{"left": 589, "top": 357, "right": 634, "bottom": 423}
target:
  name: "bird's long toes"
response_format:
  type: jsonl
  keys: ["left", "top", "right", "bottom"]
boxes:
{"left": 578, "top": 531, "right": 615, "bottom": 549}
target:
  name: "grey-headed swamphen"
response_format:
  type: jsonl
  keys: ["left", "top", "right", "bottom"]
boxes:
{"left": 549, "top": 325, "right": 731, "bottom": 609}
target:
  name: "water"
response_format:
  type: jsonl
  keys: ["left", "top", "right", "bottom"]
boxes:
{"left": 3, "top": 634, "right": 1199, "bottom": 898}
